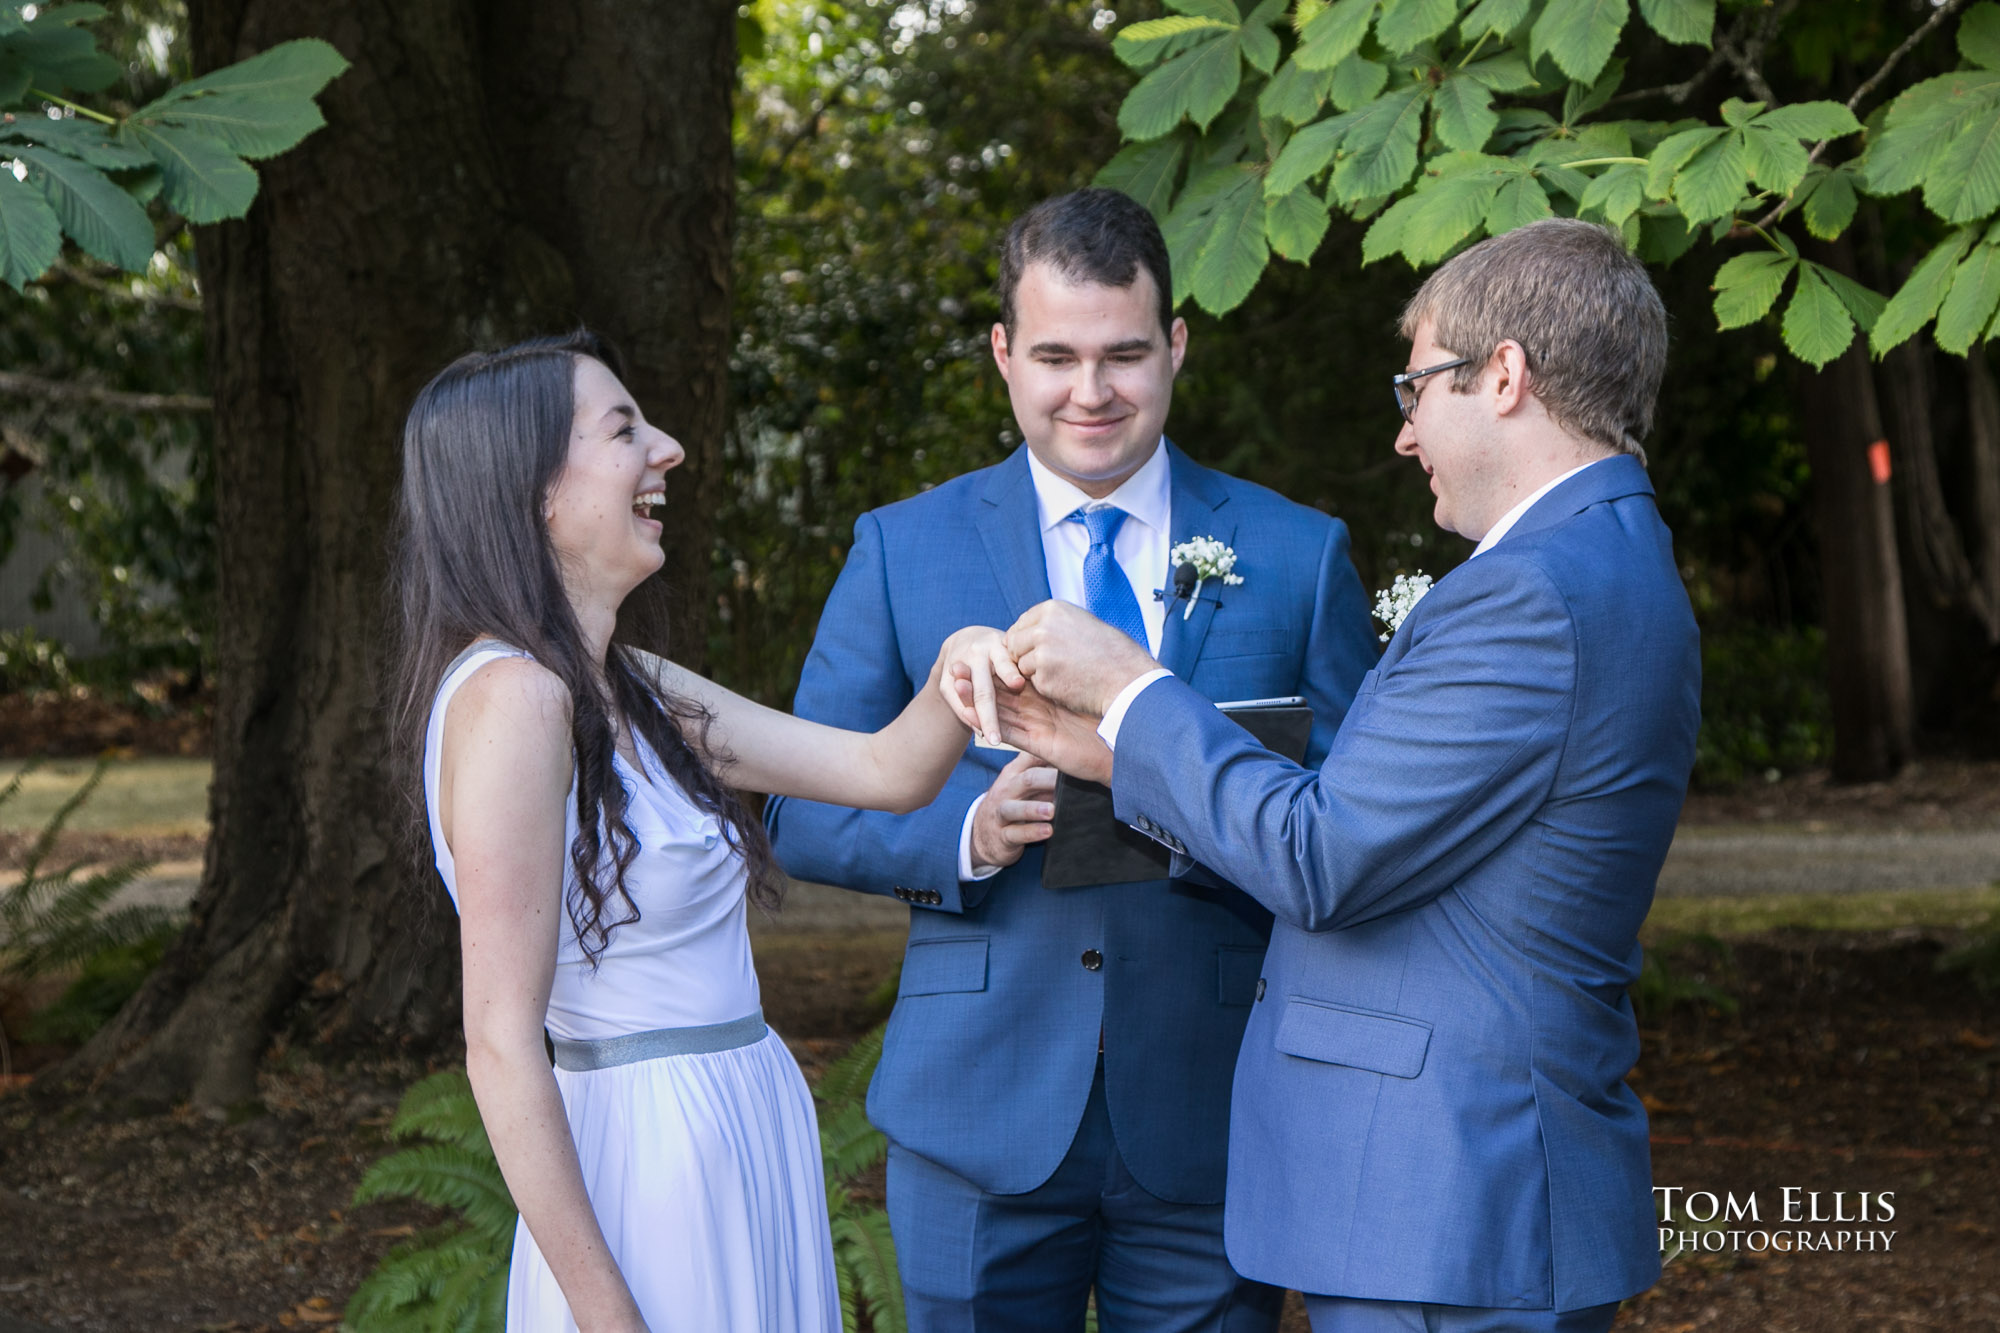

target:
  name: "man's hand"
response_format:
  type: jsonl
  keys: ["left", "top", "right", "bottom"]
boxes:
{"left": 1005, "top": 599, "right": 1158, "bottom": 719}
{"left": 997, "top": 680, "right": 1113, "bottom": 785}
{"left": 969, "top": 751, "right": 1058, "bottom": 871}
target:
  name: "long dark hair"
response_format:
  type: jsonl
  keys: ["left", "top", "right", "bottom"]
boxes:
{"left": 390, "top": 330, "right": 782, "bottom": 966}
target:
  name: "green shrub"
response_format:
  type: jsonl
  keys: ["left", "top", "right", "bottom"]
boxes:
{"left": 346, "top": 1068, "right": 514, "bottom": 1332}
{"left": 1632, "top": 932, "right": 1740, "bottom": 1023}
{"left": 0, "top": 628, "right": 76, "bottom": 695}
{"left": 1693, "top": 625, "right": 1830, "bottom": 789}
{"left": 817, "top": 1024, "right": 904, "bottom": 1333}
{"left": 0, "top": 759, "right": 171, "bottom": 1072}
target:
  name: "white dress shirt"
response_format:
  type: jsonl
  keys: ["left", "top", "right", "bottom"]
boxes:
{"left": 959, "top": 440, "right": 1172, "bottom": 880}
{"left": 1096, "top": 456, "right": 1609, "bottom": 753}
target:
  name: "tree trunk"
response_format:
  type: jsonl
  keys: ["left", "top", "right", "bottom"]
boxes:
{"left": 66, "top": 0, "right": 736, "bottom": 1107}
{"left": 1796, "top": 331, "right": 1916, "bottom": 783}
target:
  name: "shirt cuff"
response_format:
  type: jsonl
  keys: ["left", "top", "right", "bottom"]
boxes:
{"left": 1096, "top": 668, "right": 1174, "bottom": 751}
{"left": 958, "top": 794, "right": 1003, "bottom": 882}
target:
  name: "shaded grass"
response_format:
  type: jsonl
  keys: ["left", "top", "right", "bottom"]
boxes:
{"left": 1643, "top": 884, "right": 2000, "bottom": 938}
{"left": 0, "top": 759, "right": 209, "bottom": 836}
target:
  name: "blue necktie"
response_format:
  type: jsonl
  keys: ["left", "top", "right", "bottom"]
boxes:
{"left": 1067, "top": 506, "right": 1148, "bottom": 649}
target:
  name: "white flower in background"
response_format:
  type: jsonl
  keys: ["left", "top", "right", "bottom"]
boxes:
{"left": 1373, "top": 572, "right": 1432, "bottom": 643}
{"left": 1168, "top": 536, "right": 1244, "bottom": 619}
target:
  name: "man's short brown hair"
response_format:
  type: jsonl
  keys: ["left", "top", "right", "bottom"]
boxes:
{"left": 1401, "top": 219, "right": 1667, "bottom": 459}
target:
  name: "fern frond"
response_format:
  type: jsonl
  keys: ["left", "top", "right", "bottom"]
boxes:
{"left": 833, "top": 1207, "right": 905, "bottom": 1333}
{"left": 388, "top": 1069, "right": 494, "bottom": 1153}
{"left": 819, "top": 1101, "right": 887, "bottom": 1181}
{"left": 815, "top": 1024, "right": 885, "bottom": 1112}
{"left": 16, "top": 759, "right": 109, "bottom": 882}
{"left": 353, "top": 1144, "right": 517, "bottom": 1242}
{"left": 0, "top": 760, "right": 35, "bottom": 813}
{"left": 345, "top": 1223, "right": 506, "bottom": 1330}
{"left": 836, "top": 1259, "right": 860, "bottom": 1333}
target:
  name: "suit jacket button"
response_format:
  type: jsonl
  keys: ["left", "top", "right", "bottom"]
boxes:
{"left": 925, "top": 890, "right": 941, "bottom": 904}
{"left": 1255, "top": 977, "right": 1266, "bottom": 1001}
{"left": 894, "top": 887, "right": 909, "bottom": 900}
{"left": 1081, "top": 949, "right": 1102, "bottom": 971}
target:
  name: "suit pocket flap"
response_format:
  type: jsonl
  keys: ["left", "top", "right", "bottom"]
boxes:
{"left": 1274, "top": 999, "right": 1431, "bottom": 1078}
{"left": 899, "top": 938, "right": 989, "bottom": 997}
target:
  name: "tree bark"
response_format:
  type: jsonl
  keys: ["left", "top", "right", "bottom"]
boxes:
{"left": 1796, "top": 331, "right": 1916, "bottom": 782}
{"left": 66, "top": 0, "right": 736, "bottom": 1107}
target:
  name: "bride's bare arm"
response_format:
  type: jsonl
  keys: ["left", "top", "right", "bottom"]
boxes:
{"left": 441, "top": 658, "right": 649, "bottom": 1333}
{"left": 630, "top": 627, "right": 1017, "bottom": 812}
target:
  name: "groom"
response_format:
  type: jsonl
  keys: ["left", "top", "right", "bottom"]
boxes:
{"left": 1000, "top": 219, "right": 1701, "bottom": 1332}
{"left": 765, "top": 188, "right": 1377, "bottom": 1331}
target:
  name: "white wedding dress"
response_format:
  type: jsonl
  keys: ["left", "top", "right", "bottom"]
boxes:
{"left": 423, "top": 643, "right": 839, "bottom": 1332}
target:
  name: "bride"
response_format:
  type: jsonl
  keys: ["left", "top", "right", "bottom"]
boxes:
{"left": 391, "top": 331, "right": 1013, "bottom": 1332}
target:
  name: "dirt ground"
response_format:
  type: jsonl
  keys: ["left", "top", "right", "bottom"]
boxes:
{"left": 0, "top": 926, "right": 1994, "bottom": 1331}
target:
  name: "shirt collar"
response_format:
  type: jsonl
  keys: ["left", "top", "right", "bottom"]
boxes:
{"left": 1470, "top": 458, "right": 1607, "bottom": 558}
{"left": 1026, "top": 438, "right": 1172, "bottom": 537}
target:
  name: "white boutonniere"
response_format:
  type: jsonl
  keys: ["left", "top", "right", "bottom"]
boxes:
{"left": 1168, "top": 536, "right": 1243, "bottom": 620}
{"left": 1373, "top": 572, "right": 1432, "bottom": 643}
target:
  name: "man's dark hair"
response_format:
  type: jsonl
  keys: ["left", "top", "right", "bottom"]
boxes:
{"left": 997, "top": 188, "right": 1174, "bottom": 337}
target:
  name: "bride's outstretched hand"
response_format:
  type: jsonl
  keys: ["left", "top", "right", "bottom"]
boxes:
{"left": 936, "top": 626, "right": 1023, "bottom": 746}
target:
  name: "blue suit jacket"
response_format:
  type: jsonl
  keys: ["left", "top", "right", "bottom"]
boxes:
{"left": 1110, "top": 456, "right": 1699, "bottom": 1309}
{"left": 765, "top": 442, "right": 1377, "bottom": 1201}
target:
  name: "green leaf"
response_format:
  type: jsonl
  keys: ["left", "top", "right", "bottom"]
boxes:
{"left": 1238, "top": 20, "right": 1281, "bottom": 75}
{"left": 1580, "top": 162, "right": 1647, "bottom": 226}
{"left": 1118, "top": 34, "right": 1242, "bottom": 139}
{"left": 8, "top": 21, "right": 119, "bottom": 93}
{"left": 1432, "top": 73, "right": 1498, "bottom": 152}
{"left": 1115, "top": 15, "right": 1238, "bottom": 68}
{"left": 34, "top": 4, "right": 114, "bottom": 24}
{"left": 1168, "top": 0, "right": 1244, "bottom": 17}
{"left": 1166, "top": 161, "right": 1254, "bottom": 302}
{"left": 1185, "top": 166, "right": 1269, "bottom": 313}
{"left": 1259, "top": 58, "right": 1337, "bottom": 123}
{"left": 1266, "top": 185, "right": 1332, "bottom": 261}
{"left": 143, "top": 36, "right": 349, "bottom": 107}
{"left": 1295, "top": 0, "right": 1379, "bottom": 71}
{"left": 1934, "top": 242, "right": 2000, "bottom": 353}
{"left": 1531, "top": 0, "right": 1630, "bottom": 86}
{"left": 1639, "top": 209, "right": 1697, "bottom": 263}
{"left": 1562, "top": 57, "right": 1625, "bottom": 126}
{"left": 1962, "top": 1, "right": 2000, "bottom": 70}
{"left": 1373, "top": 157, "right": 1513, "bottom": 263}
{"left": 0, "top": 52, "right": 29, "bottom": 104}
{"left": 1462, "top": 52, "right": 1538, "bottom": 93}
{"left": 1095, "top": 137, "right": 1187, "bottom": 220}
{"left": 1486, "top": 171, "right": 1554, "bottom": 233}
{"left": 1464, "top": 0, "right": 1533, "bottom": 38}
{"left": 1803, "top": 167, "right": 1858, "bottom": 240}
{"left": 1, "top": 116, "right": 150, "bottom": 170}
{"left": 1815, "top": 263, "right": 1886, "bottom": 334}
{"left": 1330, "top": 83, "right": 1427, "bottom": 202}
{"left": 1711, "top": 250, "right": 1794, "bottom": 329}
{"left": 1328, "top": 53, "right": 1389, "bottom": 111}
{"left": 1645, "top": 125, "right": 1725, "bottom": 198}
{"left": 0, "top": 169, "right": 62, "bottom": 291}
{"left": 1863, "top": 71, "right": 2000, "bottom": 198}
{"left": 1375, "top": 0, "right": 1458, "bottom": 54}
{"left": 125, "top": 123, "right": 260, "bottom": 224}
{"left": 1872, "top": 227, "right": 1978, "bottom": 354}
{"left": 1753, "top": 100, "right": 1862, "bottom": 142}
{"left": 1782, "top": 262, "right": 1856, "bottom": 367}
{"left": 1719, "top": 98, "right": 1764, "bottom": 129}
{"left": 1741, "top": 125, "right": 1809, "bottom": 195}
{"left": 1671, "top": 132, "right": 1751, "bottom": 224}
{"left": 139, "top": 92, "right": 328, "bottom": 161}
{"left": 16, "top": 147, "right": 153, "bottom": 272}
{"left": 1636, "top": 0, "right": 1712, "bottom": 45}
{"left": 1924, "top": 101, "right": 2000, "bottom": 223}
{"left": 1264, "top": 108, "right": 1356, "bottom": 196}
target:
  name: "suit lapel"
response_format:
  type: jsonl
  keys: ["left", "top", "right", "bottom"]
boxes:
{"left": 976, "top": 448, "right": 1055, "bottom": 622}
{"left": 1158, "top": 442, "right": 1234, "bottom": 679}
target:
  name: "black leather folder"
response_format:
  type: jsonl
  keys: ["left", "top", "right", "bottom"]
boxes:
{"left": 1039, "top": 698, "right": 1312, "bottom": 890}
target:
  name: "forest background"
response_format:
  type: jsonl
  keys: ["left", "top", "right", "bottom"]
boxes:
{"left": 0, "top": 0, "right": 1996, "bottom": 1094}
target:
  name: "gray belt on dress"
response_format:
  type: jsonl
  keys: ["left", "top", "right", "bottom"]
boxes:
{"left": 550, "top": 1008, "right": 768, "bottom": 1071}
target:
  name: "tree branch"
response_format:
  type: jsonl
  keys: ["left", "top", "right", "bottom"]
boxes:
{"left": 34, "top": 263, "right": 203, "bottom": 314}
{"left": 0, "top": 371, "right": 210, "bottom": 415}
{"left": 1608, "top": 47, "right": 1728, "bottom": 108}
{"left": 1746, "top": 0, "right": 1972, "bottom": 234}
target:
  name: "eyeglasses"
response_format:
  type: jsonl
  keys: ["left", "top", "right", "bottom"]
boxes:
{"left": 1391, "top": 358, "right": 1470, "bottom": 423}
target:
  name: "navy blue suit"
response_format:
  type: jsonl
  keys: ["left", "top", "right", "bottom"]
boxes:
{"left": 1110, "top": 456, "right": 1699, "bottom": 1322}
{"left": 766, "top": 442, "right": 1377, "bottom": 1326}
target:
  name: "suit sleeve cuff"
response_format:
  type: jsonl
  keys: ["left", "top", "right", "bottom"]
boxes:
{"left": 958, "top": 794, "right": 1002, "bottom": 882}
{"left": 1097, "top": 668, "right": 1174, "bottom": 751}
